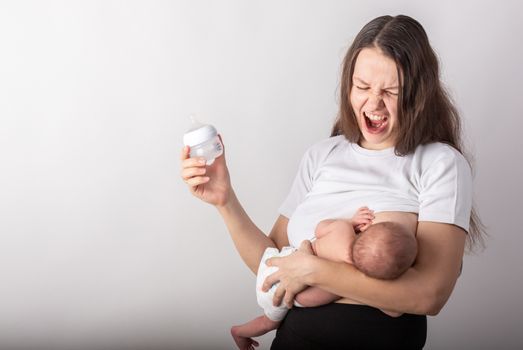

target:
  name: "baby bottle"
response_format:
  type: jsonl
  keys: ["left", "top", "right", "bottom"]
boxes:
{"left": 183, "top": 115, "right": 223, "bottom": 165}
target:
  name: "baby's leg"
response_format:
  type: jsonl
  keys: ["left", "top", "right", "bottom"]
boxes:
{"left": 294, "top": 286, "right": 340, "bottom": 307}
{"left": 231, "top": 315, "right": 279, "bottom": 350}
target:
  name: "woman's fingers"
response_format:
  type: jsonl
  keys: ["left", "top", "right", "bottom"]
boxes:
{"left": 272, "top": 284, "right": 286, "bottom": 307}
{"left": 265, "top": 257, "right": 277, "bottom": 267}
{"left": 181, "top": 155, "right": 207, "bottom": 171}
{"left": 186, "top": 176, "right": 210, "bottom": 187}
{"left": 181, "top": 167, "right": 210, "bottom": 187}
{"left": 262, "top": 268, "right": 286, "bottom": 306}
{"left": 180, "top": 145, "right": 189, "bottom": 161}
{"left": 283, "top": 289, "right": 296, "bottom": 309}
{"left": 262, "top": 263, "right": 279, "bottom": 292}
{"left": 272, "top": 283, "right": 296, "bottom": 309}
{"left": 265, "top": 261, "right": 297, "bottom": 308}
{"left": 180, "top": 146, "right": 208, "bottom": 184}
{"left": 264, "top": 251, "right": 314, "bottom": 309}
{"left": 181, "top": 165, "right": 206, "bottom": 181}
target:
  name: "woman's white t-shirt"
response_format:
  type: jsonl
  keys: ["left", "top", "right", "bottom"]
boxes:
{"left": 279, "top": 135, "right": 473, "bottom": 248}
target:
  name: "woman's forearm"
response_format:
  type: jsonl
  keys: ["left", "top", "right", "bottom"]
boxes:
{"left": 217, "top": 189, "right": 277, "bottom": 274}
{"left": 305, "top": 222, "right": 466, "bottom": 315}
{"left": 307, "top": 259, "right": 433, "bottom": 315}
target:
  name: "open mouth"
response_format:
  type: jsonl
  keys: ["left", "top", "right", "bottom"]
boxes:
{"left": 364, "top": 112, "right": 389, "bottom": 134}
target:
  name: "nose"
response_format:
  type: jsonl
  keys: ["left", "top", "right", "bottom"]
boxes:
{"left": 367, "top": 91, "right": 385, "bottom": 109}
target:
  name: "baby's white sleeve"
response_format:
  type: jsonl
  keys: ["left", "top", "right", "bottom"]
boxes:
{"left": 418, "top": 150, "right": 473, "bottom": 232}
{"left": 278, "top": 148, "right": 316, "bottom": 219}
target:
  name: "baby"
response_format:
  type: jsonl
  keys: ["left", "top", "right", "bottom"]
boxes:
{"left": 231, "top": 207, "right": 418, "bottom": 350}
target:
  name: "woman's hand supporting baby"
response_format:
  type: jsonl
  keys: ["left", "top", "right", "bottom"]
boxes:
{"left": 263, "top": 241, "right": 316, "bottom": 308}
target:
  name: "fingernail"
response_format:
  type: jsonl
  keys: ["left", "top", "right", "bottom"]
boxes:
{"left": 198, "top": 158, "right": 206, "bottom": 164}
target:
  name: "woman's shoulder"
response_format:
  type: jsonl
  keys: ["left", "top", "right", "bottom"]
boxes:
{"left": 305, "top": 135, "right": 347, "bottom": 154}
{"left": 301, "top": 135, "right": 348, "bottom": 163}
{"left": 414, "top": 142, "right": 471, "bottom": 172}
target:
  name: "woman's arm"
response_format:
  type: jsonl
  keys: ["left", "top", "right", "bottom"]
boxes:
{"left": 181, "top": 141, "right": 289, "bottom": 274}
{"left": 264, "top": 221, "right": 465, "bottom": 315}
{"left": 217, "top": 193, "right": 289, "bottom": 273}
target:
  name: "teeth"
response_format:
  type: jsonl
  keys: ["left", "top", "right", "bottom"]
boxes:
{"left": 365, "top": 113, "right": 387, "bottom": 121}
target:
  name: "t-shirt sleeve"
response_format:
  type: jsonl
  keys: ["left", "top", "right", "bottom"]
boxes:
{"left": 418, "top": 148, "right": 473, "bottom": 232}
{"left": 278, "top": 147, "right": 316, "bottom": 219}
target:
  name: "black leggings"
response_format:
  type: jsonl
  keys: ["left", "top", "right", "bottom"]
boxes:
{"left": 271, "top": 303, "right": 427, "bottom": 350}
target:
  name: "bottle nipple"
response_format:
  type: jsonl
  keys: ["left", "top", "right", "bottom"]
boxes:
{"left": 187, "top": 114, "right": 205, "bottom": 132}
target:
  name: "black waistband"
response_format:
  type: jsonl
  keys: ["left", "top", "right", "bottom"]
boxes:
{"left": 271, "top": 303, "right": 427, "bottom": 350}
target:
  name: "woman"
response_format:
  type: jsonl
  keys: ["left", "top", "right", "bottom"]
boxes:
{"left": 181, "top": 15, "right": 484, "bottom": 349}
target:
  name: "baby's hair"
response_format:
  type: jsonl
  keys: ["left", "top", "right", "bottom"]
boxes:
{"left": 352, "top": 221, "right": 417, "bottom": 280}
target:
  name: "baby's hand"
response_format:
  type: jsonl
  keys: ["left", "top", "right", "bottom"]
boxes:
{"left": 352, "top": 206, "right": 374, "bottom": 232}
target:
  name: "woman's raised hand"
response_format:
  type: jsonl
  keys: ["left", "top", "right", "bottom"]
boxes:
{"left": 180, "top": 135, "right": 232, "bottom": 207}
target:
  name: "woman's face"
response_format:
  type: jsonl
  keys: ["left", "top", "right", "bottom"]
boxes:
{"left": 349, "top": 47, "right": 400, "bottom": 150}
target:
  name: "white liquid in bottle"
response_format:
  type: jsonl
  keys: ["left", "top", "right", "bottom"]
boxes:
{"left": 183, "top": 115, "right": 223, "bottom": 165}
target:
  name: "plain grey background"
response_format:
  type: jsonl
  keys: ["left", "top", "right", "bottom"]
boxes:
{"left": 0, "top": 0, "right": 521, "bottom": 349}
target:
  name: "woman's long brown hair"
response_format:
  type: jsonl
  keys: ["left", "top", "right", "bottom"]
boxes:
{"left": 332, "top": 15, "right": 486, "bottom": 252}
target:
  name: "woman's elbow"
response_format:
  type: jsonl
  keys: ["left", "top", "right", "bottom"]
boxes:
{"left": 423, "top": 301, "right": 443, "bottom": 316}
{"left": 420, "top": 288, "right": 449, "bottom": 316}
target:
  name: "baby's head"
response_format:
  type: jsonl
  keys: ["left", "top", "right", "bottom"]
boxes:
{"left": 352, "top": 221, "right": 417, "bottom": 280}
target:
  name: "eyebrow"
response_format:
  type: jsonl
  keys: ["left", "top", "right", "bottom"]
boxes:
{"left": 353, "top": 76, "right": 399, "bottom": 90}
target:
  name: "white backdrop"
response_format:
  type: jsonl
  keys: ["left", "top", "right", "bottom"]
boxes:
{"left": 0, "top": 1, "right": 522, "bottom": 349}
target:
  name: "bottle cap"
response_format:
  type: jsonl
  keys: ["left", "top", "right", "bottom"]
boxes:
{"left": 183, "top": 115, "right": 218, "bottom": 146}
